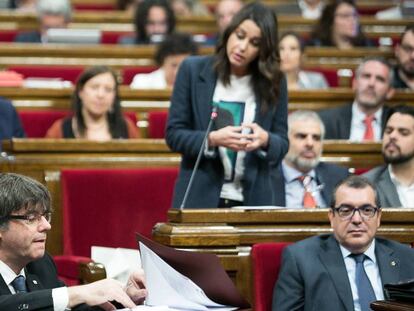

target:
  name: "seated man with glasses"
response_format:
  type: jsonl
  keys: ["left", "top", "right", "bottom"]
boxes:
{"left": 393, "top": 25, "right": 414, "bottom": 90}
{"left": 272, "top": 175, "right": 414, "bottom": 311}
{"left": 0, "top": 173, "right": 147, "bottom": 310}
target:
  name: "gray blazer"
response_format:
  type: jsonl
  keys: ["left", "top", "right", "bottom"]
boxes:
{"left": 364, "top": 166, "right": 402, "bottom": 207}
{"left": 273, "top": 234, "right": 414, "bottom": 311}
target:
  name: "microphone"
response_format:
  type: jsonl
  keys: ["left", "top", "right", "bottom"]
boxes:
{"left": 179, "top": 105, "right": 218, "bottom": 210}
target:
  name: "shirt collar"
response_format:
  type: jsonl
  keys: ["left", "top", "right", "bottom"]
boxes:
{"left": 352, "top": 101, "right": 383, "bottom": 124}
{"left": 282, "top": 160, "right": 316, "bottom": 183}
{"left": 0, "top": 259, "right": 26, "bottom": 287}
{"left": 339, "top": 239, "right": 377, "bottom": 263}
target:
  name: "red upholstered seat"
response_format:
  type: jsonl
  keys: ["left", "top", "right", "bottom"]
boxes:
{"left": 251, "top": 242, "right": 292, "bottom": 311}
{"left": 53, "top": 255, "right": 93, "bottom": 286}
{"left": 7, "top": 65, "right": 84, "bottom": 84}
{"left": 101, "top": 31, "right": 134, "bottom": 45}
{"left": 61, "top": 168, "right": 178, "bottom": 257}
{"left": 18, "top": 110, "right": 70, "bottom": 138}
{"left": 148, "top": 111, "right": 168, "bottom": 138}
{"left": 0, "top": 30, "right": 18, "bottom": 42}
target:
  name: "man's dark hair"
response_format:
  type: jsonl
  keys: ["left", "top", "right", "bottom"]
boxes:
{"left": 388, "top": 105, "right": 414, "bottom": 121}
{"left": 134, "top": 0, "right": 176, "bottom": 43}
{"left": 400, "top": 24, "right": 414, "bottom": 42}
{"left": 0, "top": 173, "right": 51, "bottom": 229}
{"left": 155, "top": 32, "right": 198, "bottom": 66}
{"left": 330, "top": 175, "right": 381, "bottom": 208}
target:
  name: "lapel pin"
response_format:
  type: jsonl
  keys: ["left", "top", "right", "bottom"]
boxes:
{"left": 32, "top": 280, "right": 38, "bottom": 284}
{"left": 390, "top": 261, "right": 396, "bottom": 266}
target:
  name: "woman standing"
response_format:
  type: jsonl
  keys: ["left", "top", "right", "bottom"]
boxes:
{"left": 46, "top": 66, "right": 139, "bottom": 140}
{"left": 166, "top": 2, "right": 288, "bottom": 208}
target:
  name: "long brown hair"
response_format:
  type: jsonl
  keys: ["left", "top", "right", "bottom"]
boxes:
{"left": 214, "top": 2, "right": 283, "bottom": 113}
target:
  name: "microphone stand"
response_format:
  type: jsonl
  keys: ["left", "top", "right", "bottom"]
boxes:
{"left": 179, "top": 106, "right": 218, "bottom": 210}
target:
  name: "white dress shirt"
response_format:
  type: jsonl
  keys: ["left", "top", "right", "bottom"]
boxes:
{"left": 340, "top": 241, "right": 384, "bottom": 311}
{"left": 281, "top": 161, "right": 327, "bottom": 208}
{"left": 349, "top": 102, "right": 383, "bottom": 142}
{"left": 389, "top": 166, "right": 414, "bottom": 208}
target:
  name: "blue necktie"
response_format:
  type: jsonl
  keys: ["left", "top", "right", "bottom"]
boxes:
{"left": 352, "top": 254, "right": 376, "bottom": 311}
{"left": 11, "top": 275, "right": 28, "bottom": 293}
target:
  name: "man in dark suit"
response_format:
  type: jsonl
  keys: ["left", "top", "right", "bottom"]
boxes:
{"left": 318, "top": 57, "right": 395, "bottom": 141}
{"left": 273, "top": 175, "right": 414, "bottom": 311}
{"left": 275, "top": 110, "right": 349, "bottom": 208}
{"left": 0, "top": 98, "right": 25, "bottom": 141}
{"left": 364, "top": 105, "right": 414, "bottom": 207}
{"left": 0, "top": 173, "right": 146, "bottom": 310}
{"left": 393, "top": 25, "right": 414, "bottom": 90}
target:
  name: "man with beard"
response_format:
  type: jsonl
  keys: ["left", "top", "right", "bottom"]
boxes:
{"left": 274, "top": 110, "right": 349, "bottom": 208}
{"left": 318, "top": 57, "right": 394, "bottom": 141}
{"left": 393, "top": 25, "right": 414, "bottom": 90}
{"left": 364, "top": 106, "right": 414, "bottom": 207}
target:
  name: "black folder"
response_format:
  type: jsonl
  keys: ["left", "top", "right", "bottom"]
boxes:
{"left": 136, "top": 233, "right": 251, "bottom": 309}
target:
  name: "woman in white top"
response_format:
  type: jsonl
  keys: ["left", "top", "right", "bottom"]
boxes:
{"left": 130, "top": 32, "right": 198, "bottom": 89}
{"left": 279, "top": 31, "right": 329, "bottom": 90}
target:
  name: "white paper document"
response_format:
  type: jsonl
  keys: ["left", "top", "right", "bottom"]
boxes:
{"left": 91, "top": 246, "right": 141, "bottom": 284}
{"left": 138, "top": 242, "right": 237, "bottom": 311}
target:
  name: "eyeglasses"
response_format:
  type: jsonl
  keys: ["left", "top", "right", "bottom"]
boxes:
{"left": 3, "top": 212, "right": 52, "bottom": 226}
{"left": 332, "top": 204, "right": 379, "bottom": 220}
{"left": 401, "top": 44, "right": 414, "bottom": 54}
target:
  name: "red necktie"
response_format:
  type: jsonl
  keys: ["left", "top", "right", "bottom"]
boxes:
{"left": 298, "top": 175, "right": 317, "bottom": 209}
{"left": 363, "top": 115, "right": 375, "bottom": 141}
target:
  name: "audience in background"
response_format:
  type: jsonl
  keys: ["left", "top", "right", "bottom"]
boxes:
{"left": 274, "top": 110, "right": 349, "bottom": 208}
{"left": 0, "top": 98, "right": 25, "bottom": 141}
{"left": 279, "top": 31, "right": 328, "bottom": 90}
{"left": 205, "top": 0, "right": 243, "bottom": 45}
{"left": 14, "top": 0, "right": 72, "bottom": 43}
{"left": 274, "top": 0, "right": 325, "bottom": 19}
{"left": 308, "top": 0, "right": 373, "bottom": 49}
{"left": 318, "top": 57, "right": 394, "bottom": 141}
{"left": 273, "top": 175, "right": 414, "bottom": 311}
{"left": 376, "top": 0, "right": 414, "bottom": 20}
{"left": 393, "top": 25, "right": 414, "bottom": 90}
{"left": 116, "top": 0, "right": 142, "bottom": 15}
{"left": 118, "top": 0, "right": 176, "bottom": 45}
{"left": 171, "top": 0, "right": 210, "bottom": 17}
{"left": 8, "top": 0, "right": 36, "bottom": 11}
{"left": 130, "top": 32, "right": 198, "bottom": 89}
{"left": 364, "top": 106, "right": 414, "bottom": 207}
{"left": 46, "top": 66, "right": 139, "bottom": 140}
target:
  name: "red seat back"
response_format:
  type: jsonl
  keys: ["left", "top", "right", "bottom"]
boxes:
{"left": 251, "top": 242, "right": 292, "bottom": 311}
{"left": 18, "top": 110, "right": 70, "bottom": 138}
{"left": 148, "top": 111, "right": 168, "bottom": 138}
{"left": 122, "top": 66, "right": 158, "bottom": 85}
{"left": 61, "top": 168, "right": 178, "bottom": 257}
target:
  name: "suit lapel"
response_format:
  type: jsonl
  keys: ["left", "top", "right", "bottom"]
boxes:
{"left": 319, "top": 236, "right": 354, "bottom": 311}
{"left": 25, "top": 272, "right": 44, "bottom": 292}
{"left": 376, "top": 240, "right": 400, "bottom": 286}
{"left": 342, "top": 105, "right": 353, "bottom": 139}
{"left": 196, "top": 57, "right": 217, "bottom": 130}
{"left": 377, "top": 169, "right": 401, "bottom": 207}
{"left": 0, "top": 274, "right": 12, "bottom": 294}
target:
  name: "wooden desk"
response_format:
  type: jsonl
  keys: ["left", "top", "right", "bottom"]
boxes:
{"left": 371, "top": 300, "right": 414, "bottom": 311}
{"left": 153, "top": 209, "right": 414, "bottom": 303}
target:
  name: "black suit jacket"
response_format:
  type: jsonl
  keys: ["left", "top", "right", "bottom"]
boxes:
{"left": 273, "top": 234, "right": 414, "bottom": 311}
{"left": 0, "top": 97, "right": 25, "bottom": 141}
{"left": 274, "top": 162, "right": 349, "bottom": 207}
{"left": 0, "top": 254, "right": 101, "bottom": 311}
{"left": 318, "top": 104, "right": 391, "bottom": 140}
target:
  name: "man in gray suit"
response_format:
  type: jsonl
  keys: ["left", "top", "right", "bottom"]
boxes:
{"left": 273, "top": 175, "right": 414, "bottom": 311}
{"left": 364, "top": 105, "right": 414, "bottom": 207}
